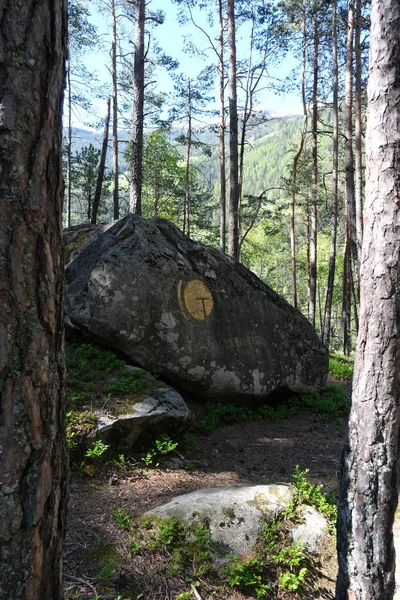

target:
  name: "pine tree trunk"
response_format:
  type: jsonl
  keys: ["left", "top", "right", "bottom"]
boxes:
{"left": 344, "top": 0, "right": 358, "bottom": 285}
{"left": 0, "top": 1, "right": 68, "bottom": 598}
{"left": 227, "top": 0, "right": 239, "bottom": 261}
{"left": 342, "top": 236, "right": 352, "bottom": 356}
{"left": 184, "top": 81, "right": 192, "bottom": 237}
{"left": 354, "top": 0, "right": 363, "bottom": 274}
{"left": 92, "top": 98, "right": 111, "bottom": 224}
{"left": 323, "top": 0, "right": 339, "bottom": 347}
{"left": 67, "top": 55, "right": 72, "bottom": 228}
{"left": 130, "top": 0, "right": 145, "bottom": 215}
{"left": 309, "top": 8, "right": 318, "bottom": 328}
{"left": 336, "top": 0, "right": 400, "bottom": 595}
{"left": 111, "top": 0, "right": 119, "bottom": 220}
{"left": 219, "top": 0, "right": 227, "bottom": 254}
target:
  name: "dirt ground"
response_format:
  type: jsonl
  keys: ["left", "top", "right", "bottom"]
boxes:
{"left": 64, "top": 386, "right": 348, "bottom": 600}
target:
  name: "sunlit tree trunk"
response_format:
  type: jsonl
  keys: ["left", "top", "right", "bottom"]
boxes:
{"left": 184, "top": 80, "right": 192, "bottom": 237}
{"left": 219, "top": 0, "right": 227, "bottom": 254}
{"left": 130, "top": 0, "right": 145, "bottom": 215}
{"left": 336, "top": 0, "right": 400, "bottom": 595}
{"left": 66, "top": 53, "right": 73, "bottom": 228}
{"left": 92, "top": 98, "right": 111, "bottom": 224}
{"left": 354, "top": 0, "right": 363, "bottom": 272}
{"left": 227, "top": 0, "right": 239, "bottom": 261}
{"left": 323, "top": 0, "right": 339, "bottom": 347}
{"left": 0, "top": 1, "right": 68, "bottom": 597}
{"left": 111, "top": 0, "right": 119, "bottom": 220}
{"left": 309, "top": 6, "right": 318, "bottom": 328}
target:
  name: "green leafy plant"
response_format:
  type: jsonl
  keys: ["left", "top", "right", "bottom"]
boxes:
{"left": 105, "top": 370, "right": 148, "bottom": 394}
{"left": 66, "top": 410, "right": 97, "bottom": 452}
{"left": 291, "top": 466, "right": 337, "bottom": 532}
{"left": 112, "top": 506, "right": 133, "bottom": 531}
{"left": 85, "top": 440, "right": 109, "bottom": 459}
{"left": 142, "top": 434, "right": 179, "bottom": 467}
{"left": 98, "top": 558, "right": 116, "bottom": 581}
{"left": 225, "top": 555, "right": 269, "bottom": 598}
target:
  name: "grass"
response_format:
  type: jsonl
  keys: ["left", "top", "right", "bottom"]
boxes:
{"left": 195, "top": 383, "right": 350, "bottom": 432}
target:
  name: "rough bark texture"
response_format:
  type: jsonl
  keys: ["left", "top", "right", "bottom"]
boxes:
{"left": 129, "top": 0, "right": 145, "bottom": 215}
{"left": 111, "top": 0, "right": 119, "bottom": 221}
{"left": 92, "top": 98, "right": 111, "bottom": 225}
{"left": 227, "top": 0, "right": 239, "bottom": 261}
{"left": 309, "top": 9, "right": 318, "bottom": 328}
{"left": 218, "top": 0, "right": 226, "bottom": 254}
{"left": 184, "top": 81, "right": 192, "bottom": 237}
{"left": 354, "top": 0, "right": 363, "bottom": 271}
{"left": 0, "top": 1, "right": 68, "bottom": 599}
{"left": 344, "top": 0, "right": 358, "bottom": 285}
{"left": 66, "top": 55, "right": 72, "bottom": 228}
{"left": 323, "top": 0, "right": 339, "bottom": 348}
{"left": 336, "top": 0, "right": 400, "bottom": 596}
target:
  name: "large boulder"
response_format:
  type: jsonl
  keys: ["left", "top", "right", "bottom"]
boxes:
{"left": 145, "top": 485, "right": 295, "bottom": 557}
{"left": 65, "top": 215, "right": 328, "bottom": 402}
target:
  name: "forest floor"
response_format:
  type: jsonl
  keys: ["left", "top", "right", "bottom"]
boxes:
{"left": 64, "top": 376, "right": 350, "bottom": 600}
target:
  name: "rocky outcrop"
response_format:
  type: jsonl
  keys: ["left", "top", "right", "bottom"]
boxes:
{"left": 145, "top": 485, "right": 296, "bottom": 557}
{"left": 65, "top": 215, "right": 328, "bottom": 402}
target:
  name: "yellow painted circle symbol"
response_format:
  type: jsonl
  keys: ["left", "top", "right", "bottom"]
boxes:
{"left": 181, "top": 279, "right": 213, "bottom": 321}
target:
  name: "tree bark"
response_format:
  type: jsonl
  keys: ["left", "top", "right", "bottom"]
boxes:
{"left": 344, "top": 0, "right": 358, "bottom": 286}
{"left": 219, "top": 0, "right": 227, "bottom": 254}
{"left": 309, "top": 7, "right": 318, "bottom": 328}
{"left": 66, "top": 54, "right": 72, "bottom": 228}
{"left": 92, "top": 98, "right": 111, "bottom": 224}
{"left": 290, "top": 0, "right": 308, "bottom": 310}
{"left": 0, "top": 1, "right": 68, "bottom": 598}
{"left": 336, "top": 0, "right": 400, "bottom": 596}
{"left": 354, "top": 0, "right": 363, "bottom": 274}
{"left": 227, "top": 0, "right": 239, "bottom": 261}
{"left": 323, "top": 0, "right": 339, "bottom": 347}
{"left": 130, "top": 0, "right": 145, "bottom": 215}
{"left": 111, "top": 0, "right": 119, "bottom": 220}
{"left": 184, "top": 80, "right": 192, "bottom": 237}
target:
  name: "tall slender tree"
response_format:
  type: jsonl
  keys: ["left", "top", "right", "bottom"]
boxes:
{"left": 227, "top": 0, "right": 239, "bottom": 261}
{"left": 0, "top": 0, "right": 68, "bottom": 597}
{"left": 336, "top": 0, "right": 400, "bottom": 595}
{"left": 130, "top": 0, "right": 146, "bottom": 214}
{"left": 92, "top": 98, "right": 112, "bottom": 224}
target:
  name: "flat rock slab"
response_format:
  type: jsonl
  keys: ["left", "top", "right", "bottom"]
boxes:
{"left": 65, "top": 215, "right": 328, "bottom": 402}
{"left": 146, "top": 484, "right": 294, "bottom": 557}
{"left": 91, "top": 386, "right": 191, "bottom": 450}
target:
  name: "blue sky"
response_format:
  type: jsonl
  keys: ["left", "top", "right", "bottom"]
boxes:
{"left": 75, "top": 0, "right": 302, "bottom": 130}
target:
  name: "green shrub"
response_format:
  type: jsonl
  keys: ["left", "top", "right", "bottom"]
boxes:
{"left": 329, "top": 352, "right": 354, "bottom": 379}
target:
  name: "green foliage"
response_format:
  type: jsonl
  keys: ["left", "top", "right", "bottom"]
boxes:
{"left": 175, "top": 593, "right": 192, "bottom": 600}
{"left": 195, "top": 384, "right": 349, "bottom": 432}
{"left": 112, "top": 506, "right": 133, "bottom": 531}
{"left": 98, "top": 558, "right": 116, "bottom": 581}
{"left": 291, "top": 466, "right": 337, "bottom": 532}
{"left": 180, "top": 432, "right": 199, "bottom": 451}
{"left": 66, "top": 410, "right": 97, "bottom": 451}
{"left": 66, "top": 343, "right": 125, "bottom": 377}
{"left": 329, "top": 352, "right": 354, "bottom": 379}
{"left": 142, "top": 434, "right": 178, "bottom": 467}
{"left": 105, "top": 370, "right": 148, "bottom": 394}
{"left": 85, "top": 440, "right": 109, "bottom": 460}
{"left": 225, "top": 555, "right": 269, "bottom": 598}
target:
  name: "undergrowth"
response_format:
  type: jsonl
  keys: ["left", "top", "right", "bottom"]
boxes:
{"left": 108, "top": 468, "right": 337, "bottom": 599}
{"left": 195, "top": 383, "right": 350, "bottom": 432}
{"left": 329, "top": 352, "right": 354, "bottom": 379}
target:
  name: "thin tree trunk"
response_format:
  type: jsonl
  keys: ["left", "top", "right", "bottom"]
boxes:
{"left": 309, "top": 7, "right": 318, "bottom": 328}
{"left": 354, "top": 0, "right": 363, "bottom": 276}
{"left": 219, "top": 0, "right": 227, "bottom": 254}
{"left": 92, "top": 98, "right": 111, "bottom": 224}
{"left": 227, "top": 0, "right": 239, "bottom": 261}
{"left": 344, "top": 0, "right": 358, "bottom": 284}
{"left": 323, "top": 0, "right": 339, "bottom": 347}
{"left": 111, "top": 0, "right": 119, "bottom": 220}
{"left": 130, "top": 0, "right": 145, "bottom": 215}
{"left": 336, "top": 0, "right": 400, "bottom": 595}
{"left": 67, "top": 54, "right": 72, "bottom": 228}
{"left": 290, "top": 0, "right": 308, "bottom": 310}
{"left": 0, "top": 1, "right": 68, "bottom": 597}
{"left": 184, "top": 81, "right": 192, "bottom": 237}
{"left": 342, "top": 236, "right": 352, "bottom": 356}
